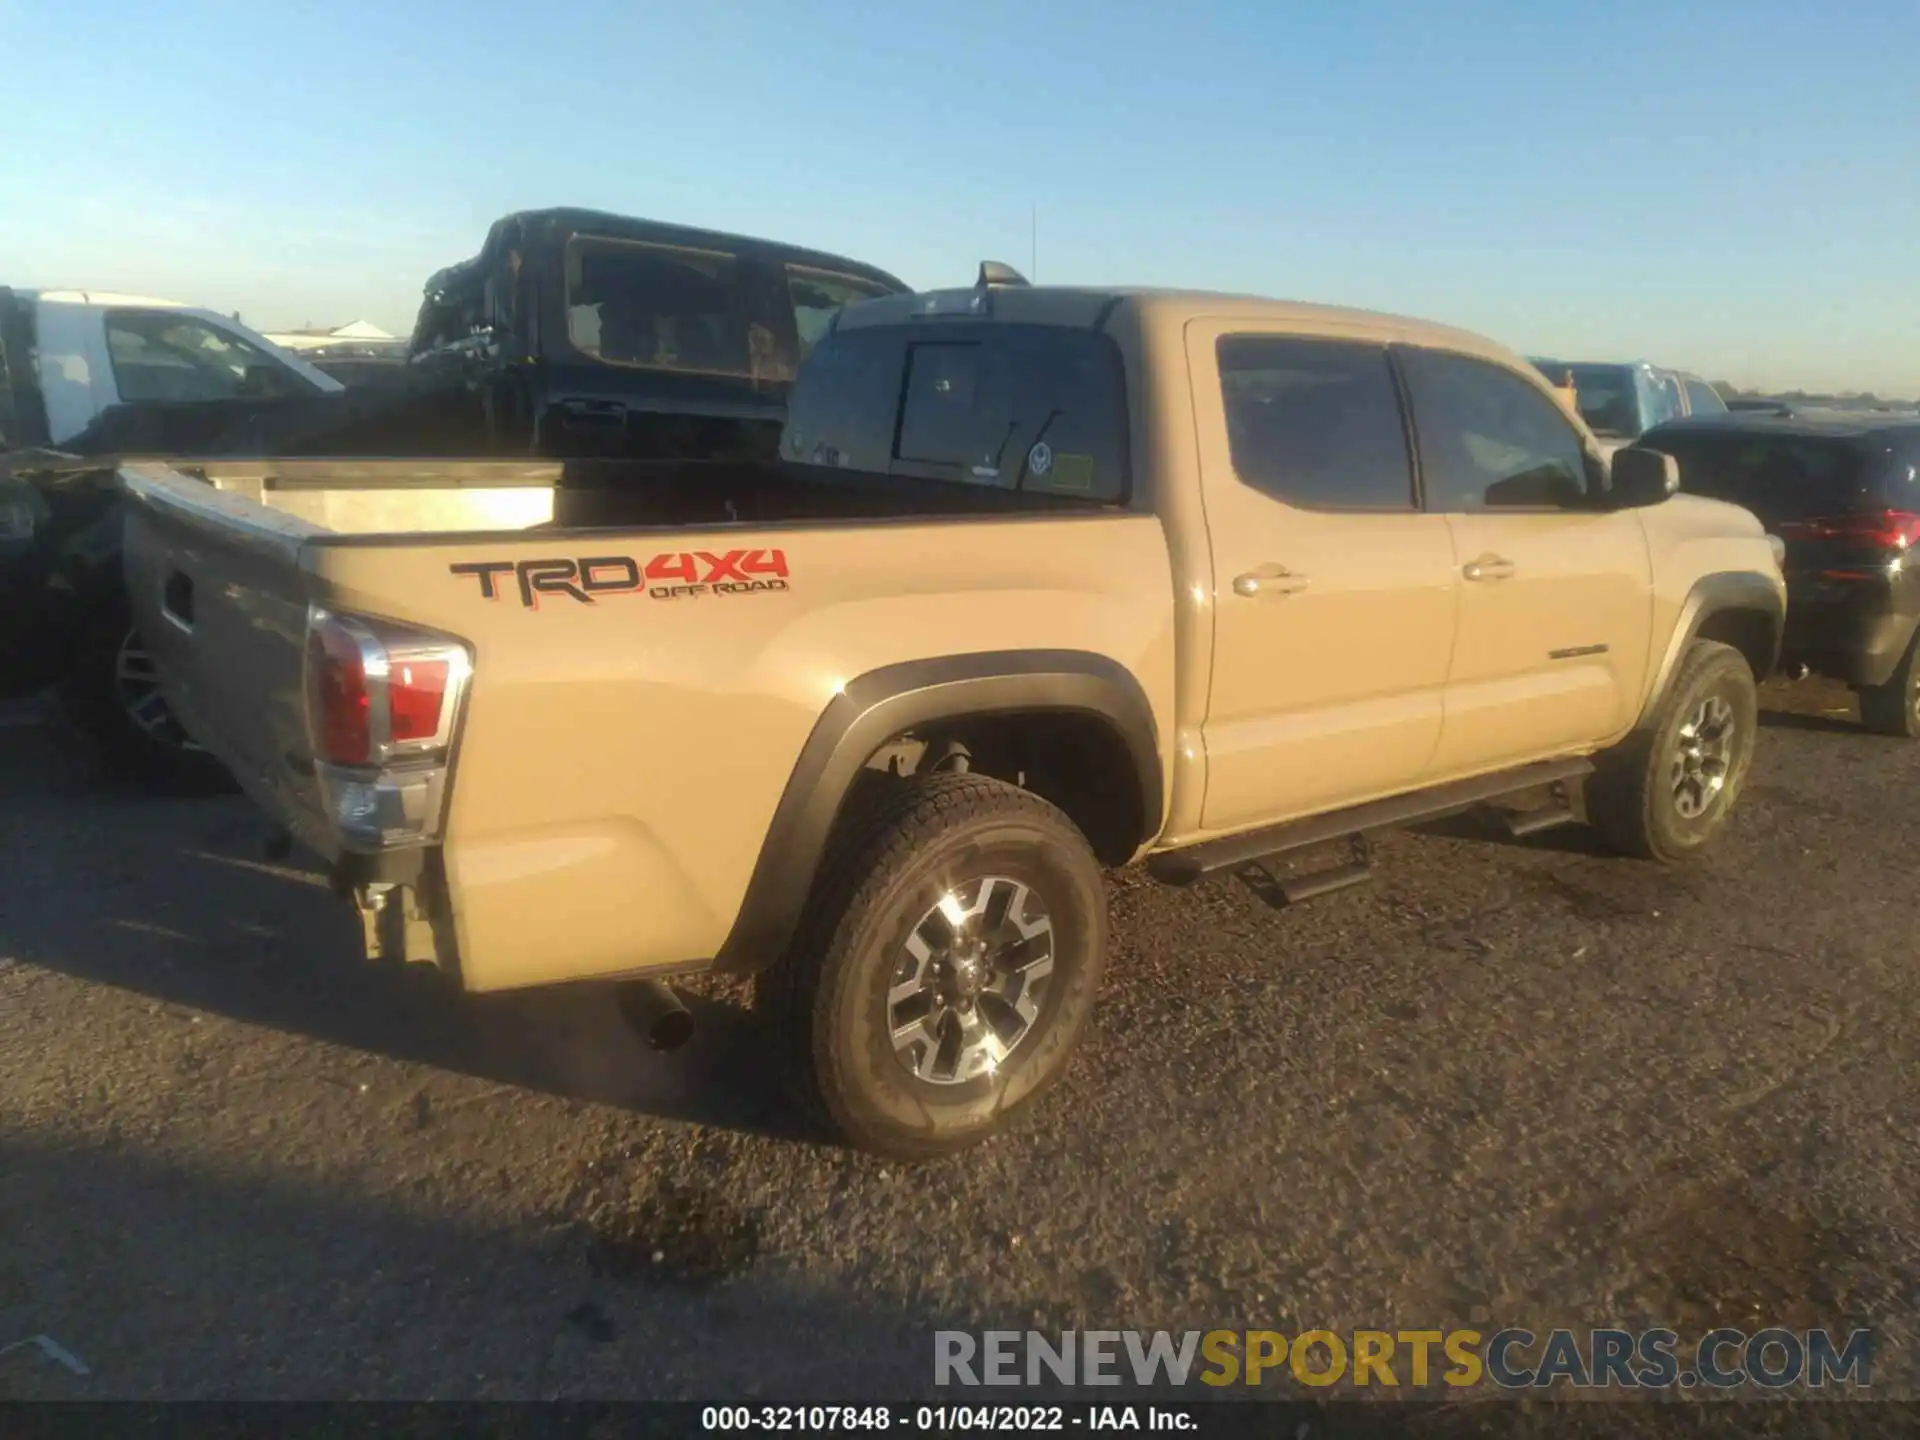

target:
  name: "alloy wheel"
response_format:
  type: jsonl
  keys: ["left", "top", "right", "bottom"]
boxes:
{"left": 113, "top": 629, "right": 204, "bottom": 753}
{"left": 1670, "top": 693, "right": 1736, "bottom": 819}
{"left": 887, "top": 875, "right": 1055, "bottom": 1085}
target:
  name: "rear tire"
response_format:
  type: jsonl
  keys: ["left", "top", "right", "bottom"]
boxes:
{"left": 1587, "top": 638, "right": 1757, "bottom": 863}
{"left": 757, "top": 773, "right": 1109, "bottom": 1161}
{"left": 54, "top": 591, "right": 237, "bottom": 797}
{"left": 1856, "top": 630, "right": 1920, "bottom": 738}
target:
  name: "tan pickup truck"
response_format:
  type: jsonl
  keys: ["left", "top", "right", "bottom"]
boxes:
{"left": 121, "top": 271, "right": 1786, "bottom": 1159}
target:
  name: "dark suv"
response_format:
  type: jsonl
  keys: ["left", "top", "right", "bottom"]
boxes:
{"left": 1641, "top": 413, "right": 1920, "bottom": 735}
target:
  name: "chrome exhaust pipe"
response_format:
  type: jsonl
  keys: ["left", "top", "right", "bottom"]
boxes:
{"left": 617, "top": 979, "right": 695, "bottom": 1051}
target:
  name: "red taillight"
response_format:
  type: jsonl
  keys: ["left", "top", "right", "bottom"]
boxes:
{"left": 388, "top": 659, "right": 450, "bottom": 743}
{"left": 1778, "top": 510, "right": 1920, "bottom": 549}
{"left": 305, "top": 612, "right": 464, "bottom": 768}
{"left": 308, "top": 618, "right": 371, "bottom": 765}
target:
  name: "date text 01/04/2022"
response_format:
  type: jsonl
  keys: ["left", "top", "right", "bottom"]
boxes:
{"left": 700, "top": 1405, "right": 1196, "bottom": 1432}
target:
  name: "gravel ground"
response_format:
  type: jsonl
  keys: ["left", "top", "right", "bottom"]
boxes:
{"left": 2, "top": 681, "right": 1917, "bottom": 1411}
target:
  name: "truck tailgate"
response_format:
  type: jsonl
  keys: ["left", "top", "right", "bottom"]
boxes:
{"left": 120, "top": 462, "right": 336, "bottom": 851}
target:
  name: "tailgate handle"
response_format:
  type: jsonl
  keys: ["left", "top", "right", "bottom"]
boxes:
{"left": 161, "top": 569, "right": 195, "bottom": 630}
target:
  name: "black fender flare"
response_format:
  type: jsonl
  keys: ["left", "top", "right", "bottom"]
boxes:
{"left": 1637, "top": 570, "right": 1785, "bottom": 726}
{"left": 710, "top": 649, "right": 1164, "bottom": 976}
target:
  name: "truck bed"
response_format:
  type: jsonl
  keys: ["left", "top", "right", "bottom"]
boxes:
{"left": 136, "top": 453, "right": 1122, "bottom": 539}
{"left": 119, "top": 454, "right": 1174, "bottom": 992}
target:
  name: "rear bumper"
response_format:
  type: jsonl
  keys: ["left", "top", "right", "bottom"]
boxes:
{"left": 1779, "top": 587, "right": 1918, "bottom": 689}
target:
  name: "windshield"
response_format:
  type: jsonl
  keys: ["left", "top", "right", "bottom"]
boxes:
{"left": 1550, "top": 364, "right": 1643, "bottom": 438}
{"left": 104, "top": 309, "right": 322, "bottom": 402}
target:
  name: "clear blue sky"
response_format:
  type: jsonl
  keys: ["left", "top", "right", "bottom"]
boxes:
{"left": 2, "top": 0, "right": 1914, "bottom": 394}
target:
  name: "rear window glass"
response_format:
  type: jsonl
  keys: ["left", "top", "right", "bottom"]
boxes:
{"left": 783, "top": 323, "right": 1130, "bottom": 501}
{"left": 565, "top": 236, "right": 790, "bottom": 382}
{"left": 1646, "top": 432, "right": 1875, "bottom": 521}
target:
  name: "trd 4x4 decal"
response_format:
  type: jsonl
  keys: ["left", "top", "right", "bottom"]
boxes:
{"left": 450, "top": 549, "right": 791, "bottom": 609}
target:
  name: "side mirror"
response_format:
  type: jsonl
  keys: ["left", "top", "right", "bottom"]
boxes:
{"left": 1609, "top": 445, "right": 1681, "bottom": 508}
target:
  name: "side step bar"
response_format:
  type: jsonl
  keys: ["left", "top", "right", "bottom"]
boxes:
{"left": 1274, "top": 861, "right": 1373, "bottom": 905}
{"left": 1505, "top": 799, "right": 1579, "bottom": 837}
{"left": 1148, "top": 756, "right": 1595, "bottom": 885}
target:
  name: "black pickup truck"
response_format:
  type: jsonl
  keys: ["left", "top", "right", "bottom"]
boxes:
{"left": 391, "top": 207, "right": 911, "bottom": 461}
{"left": 1, "top": 211, "right": 910, "bottom": 790}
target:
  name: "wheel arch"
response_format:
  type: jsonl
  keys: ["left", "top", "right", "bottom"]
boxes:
{"left": 710, "top": 650, "right": 1164, "bottom": 977}
{"left": 1638, "top": 571, "right": 1783, "bottom": 727}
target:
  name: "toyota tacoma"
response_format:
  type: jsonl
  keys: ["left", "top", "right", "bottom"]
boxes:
{"left": 120, "top": 268, "right": 1786, "bottom": 1158}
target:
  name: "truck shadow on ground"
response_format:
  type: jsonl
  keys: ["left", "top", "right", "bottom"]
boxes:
{"left": 0, "top": 1135, "right": 1885, "bottom": 1429}
{"left": 0, "top": 1132, "right": 957, "bottom": 1402}
{"left": 1757, "top": 709, "right": 1874, "bottom": 736}
{"left": 1404, "top": 810, "right": 1618, "bottom": 859}
{"left": 1756, "top": 678, "right": 1869, "bottom": 736}
{"left": 0, "top": 724, "right": 816, "bottom": 1147}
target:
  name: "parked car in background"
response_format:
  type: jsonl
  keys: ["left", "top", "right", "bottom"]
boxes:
{"left": 0, "top": 289, "right": 362, "bottom": 789}
{"left": 1528, "top": 358, "right": 1727, "bottom": 456}
{"left": 2, "top": 216, "right": 909, "bottom": 790}
{"left": 392, "top": 207, "right": 912, "bottom": 462}
{"left": 0, "top": 449, "right": 238, "bottom": 790}
{"left": 1642, "top": 412, "right": 1920, "bottom": 736}
{"left": 0, "top": 288, "right": 345, "bottom": 454}
{"left": 121, "top": 267, "right": 1782, "bottom": 1157}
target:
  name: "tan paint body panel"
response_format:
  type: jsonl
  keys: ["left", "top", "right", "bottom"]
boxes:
{"left": 331, "top": 518, "right": 1176, "bottom": 991}
{"left": 120, "top": 289, "right": 1782, "bottom": 994}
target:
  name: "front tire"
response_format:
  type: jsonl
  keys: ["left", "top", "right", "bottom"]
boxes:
{"left": 1856, "top": 629, "right": 1920, "bottom": 738}
{"left": 759, "top": 774, "right": 1109, "bottom": 1161}
{"left": 1587, "top": 638, "right": 1757, "bottom": 863}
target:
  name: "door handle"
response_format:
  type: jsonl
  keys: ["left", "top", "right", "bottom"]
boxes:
{"left": 1233, "top": 565, "right": 1311, "bottom": 598}
{"left": 1462, "top": 555, "right": 1516, "bottom": 582}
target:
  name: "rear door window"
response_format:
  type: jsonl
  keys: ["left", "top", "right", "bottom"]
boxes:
{"left": 1215, "top": 335, "right": 1415, "bottom": 509}
{"left": 783, "top": 323, "right": 1130, "bottom": 501}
